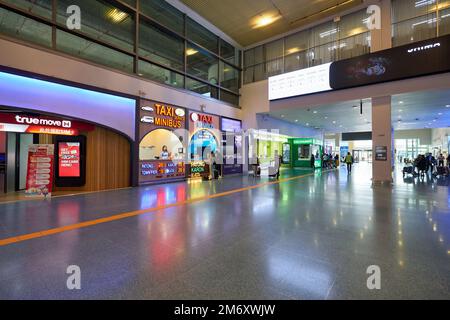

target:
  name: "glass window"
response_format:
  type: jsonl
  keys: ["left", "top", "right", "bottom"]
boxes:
{"left": 338, "top": 32, "right": 370, "bottom": 60}
{"left": 392, "top": 14, "right": 437, "bottom": 47}
{"left": 284, "top": 51, "right": 308, "bottom": 73}
{"left": 339, "top": 9, "right": 370, "bottom": 39}
{"left": 220, "top": 90, "right": 239, "bottom": 106}
{"left": 186, "top": 77, "right": 218, "bottom": 99}
{"left": 285, "top": 30, "right": 310, "bottom": 56}
{"left": 140, "top": 0, "right": 184, "bottom": 34}
{"left": 439, "top": 8, "right": 450, "bottom": 36}
{"left": 138, "top": 59, "right": 184, "bottom": 89}
{"left": 264, "top": 39, "right": 284, "bottom": 61}
{"left": 0, "top": 7, "right": 52, "bottom": 48}
{"left": 311, "top": 21, "right": 338, "bottom": 47}
{"left": 139, "top": 19, "right": 184, "bottom": 71}
{"left": 392, "top": 0, "right": 437, "bottom": 23}
{"left": 186, "top": 17, "right": 218, "bottom": 54}
{"left": 119, "top": 0, "right": 135, "bottom": 7}
{"left": 56, "top": 30, "right": 134, "bottom": 73}
{"left": 220, "top": 62, "right": 239, "bottom": 93}
{"left": 243, "top": 63, "right": 265, "bottom": 84}
{"left": 265, "top": 58, "right": 283, "bottom": 77}
{"left": 1, "top": 0, "right": 52, "bottom": 20}
{"left": 57, "top": 0, "right": 135, "bottom": 52}
{"left": 308, "top": 43, "right": 336, "bottom": 66}
{"left": 221, "top": 39, "right": 239, "bottom": 66}
{"left": 186, "top": 43, "right": 219, "bottom": 85}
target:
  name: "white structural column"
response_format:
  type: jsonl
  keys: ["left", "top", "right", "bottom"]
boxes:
{"left": 370, "top": 0, "right": 393, "bottom": 183}
{"left": 372, "top": 96, "right": 393, "bottom": 183}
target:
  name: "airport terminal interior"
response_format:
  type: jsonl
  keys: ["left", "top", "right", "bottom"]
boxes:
{"left": 0, "top": 0, "right": 450, "bottom": 300}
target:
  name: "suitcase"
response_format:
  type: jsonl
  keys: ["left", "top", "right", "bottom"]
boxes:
{"left": 403, "top": 166, "right": 414, "bottom": 174}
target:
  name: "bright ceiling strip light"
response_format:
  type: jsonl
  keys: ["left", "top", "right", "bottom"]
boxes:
{"left": 415, "top": 0, "right": 436, "bottom": 7}
{"left": 319, "top": 28, "right": 338, "bottom": 38}
{"left": 106, "top": 8, "right": 128, "bottom": 23}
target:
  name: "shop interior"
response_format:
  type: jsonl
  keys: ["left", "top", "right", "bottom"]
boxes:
{"left": 189, "top": 129, "right": 219, "bottom": 161}
{"left": 0, "top": 111, "right": 131, "bottom": 201}
{"left": 140, "top": 129, "right": 184, "bottom": 161}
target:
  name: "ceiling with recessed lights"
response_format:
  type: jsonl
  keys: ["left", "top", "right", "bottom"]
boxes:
{"left": 179, "top": 0, "right": 362, "bottom": 46}
{"left": 267, "top": 89, "right": 450, "bottom": 133}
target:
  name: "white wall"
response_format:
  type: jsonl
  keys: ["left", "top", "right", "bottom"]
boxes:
{"left": 240, "top": 80, "right": 270, "bottom": 130}
{"left": 394, "top": 129, "right": 432, "bottom": 145}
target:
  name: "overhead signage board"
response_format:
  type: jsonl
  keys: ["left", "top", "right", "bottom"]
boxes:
{"left": 269, "top": 63, "right": 332, "bottom": 100}
{"left": 269, "top": 34, "right": 450, "bottom": 100}
{"left": 0, "top": 113, "right": 94, "bottom": 136}
{"left": 330, "top": 35, "right": 450, "bottom": 90}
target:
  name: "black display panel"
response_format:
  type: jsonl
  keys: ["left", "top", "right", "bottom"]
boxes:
{"left": 330, "top": 34, "right": 450, "bottom": 90}
{"left": 341, "top": 132, "right": 372, "bottom": 141}
{"left": 54, "top": 135, "right": 87, "bottom": 187}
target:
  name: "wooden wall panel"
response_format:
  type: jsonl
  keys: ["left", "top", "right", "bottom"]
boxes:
{"left": 51, "top": 127, "right": 131, "bottom": 192}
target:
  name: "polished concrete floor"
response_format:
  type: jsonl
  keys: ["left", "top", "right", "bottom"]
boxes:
{"left": 0, "top": 163, "right": 449, "bottom": 300}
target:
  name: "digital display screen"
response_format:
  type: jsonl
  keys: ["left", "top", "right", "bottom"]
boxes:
{"left": 58, "top": 142, "right": 81, "bottom": 177}
{"left": 269, "top": 62, "right": 332, "bottom": 100}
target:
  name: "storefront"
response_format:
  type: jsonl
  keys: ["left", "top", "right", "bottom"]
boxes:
{"left": 138, "top": 99, "right": 187, "bottom": 184}
{"left": 289, "top": 138, "right": 323, "bottom": 168}
{"left": 188, "top": 111, "right": 221, "bottom": 179}
{"left": 0, "top": 71, "right": 136, "bottom": 195}
{"left": 0, "top": 111, "right": 93, "bottom": 193}
{"left": 249, "top": 129, "right": 291, "bottom": 166}
{"left": 221, "top": 117, "right": 243, "bottom": 175}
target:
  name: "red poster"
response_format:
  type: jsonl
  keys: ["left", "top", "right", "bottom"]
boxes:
{"left": 25, "top": 144, "right": 54, "bottom": 198}
{"left": 58, "top": 142, "right": 81, "bottom": 177}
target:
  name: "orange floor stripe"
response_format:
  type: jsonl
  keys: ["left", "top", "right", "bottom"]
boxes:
{"left": 0, "top": 170, "right": 331, "bottom": 247}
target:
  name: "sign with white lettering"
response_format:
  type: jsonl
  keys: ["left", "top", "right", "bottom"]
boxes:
{"left": 0, "top": 113, "right": 94, "bottom": 135}
{"left": 269, "top": 63, "right": 332, "bottom": 100}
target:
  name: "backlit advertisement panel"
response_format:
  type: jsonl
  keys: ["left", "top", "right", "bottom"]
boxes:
{"left": 58, "top": 142, "right": 81, "bottom": 177}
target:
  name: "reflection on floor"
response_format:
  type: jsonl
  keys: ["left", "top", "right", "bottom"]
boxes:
{"left": 0, "top": 163, "right": 449, "bottom": 299}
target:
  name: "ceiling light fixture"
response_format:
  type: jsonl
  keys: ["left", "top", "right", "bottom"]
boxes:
{"left": 286, "top": 47, "right": 301, "bottom": 55}
{"left": 252, "top": 12, "right": 281, "bottom": 29}
{"left": 106, "top": 8, "right": 129, "bottom": 23}
{"left": 186, "top": 48, "right": 198, "bottom": 56}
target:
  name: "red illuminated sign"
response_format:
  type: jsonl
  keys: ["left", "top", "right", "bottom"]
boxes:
{"left": 190, "top": 112, "right": 213, "bottom": 124}
{"left": 58, "top": 142, "right": 81, "bottom": 177}
{"left": 0, "top": 113, "right": 94, "bottom": 135}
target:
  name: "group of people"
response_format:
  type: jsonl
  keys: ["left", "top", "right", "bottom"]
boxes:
{"left": 321, "top": 153, "right": 340, "bottom": 169}
{"left": 409, "top": 153, "right": 450, "bottom": 176}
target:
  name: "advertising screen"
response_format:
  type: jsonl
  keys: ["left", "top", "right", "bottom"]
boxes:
{"left": 58, "top": 142, "right": 81, "bottom": 177}
{"left": 269, "top": 63, "right": 332, "bottom": 100}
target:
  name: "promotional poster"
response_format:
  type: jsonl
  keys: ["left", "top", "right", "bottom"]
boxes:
{"left": 25, "top": 144, "right": 54, "bottom": 198}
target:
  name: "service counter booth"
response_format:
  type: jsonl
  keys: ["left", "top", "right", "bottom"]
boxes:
{"left": 289, "top": 138, "right": 323, "bottom": 168}
{"left": 188, "top": 111, "right": 221, "bottom": 180}
{"left": 138, "top": 100, "right": 187, "bottom": 184}
{"left": 248, "top": 130, "right": 291, "bottom": 167}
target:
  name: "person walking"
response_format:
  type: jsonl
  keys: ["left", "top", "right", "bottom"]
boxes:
{"left": 345, "top": 152, "right": 353, "bottom": 174}
{"left": 310, "top": 154, "right": 315, "bottom": 169}
{"left": 438, "top": 153, "right": 445, "bottom": 167}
